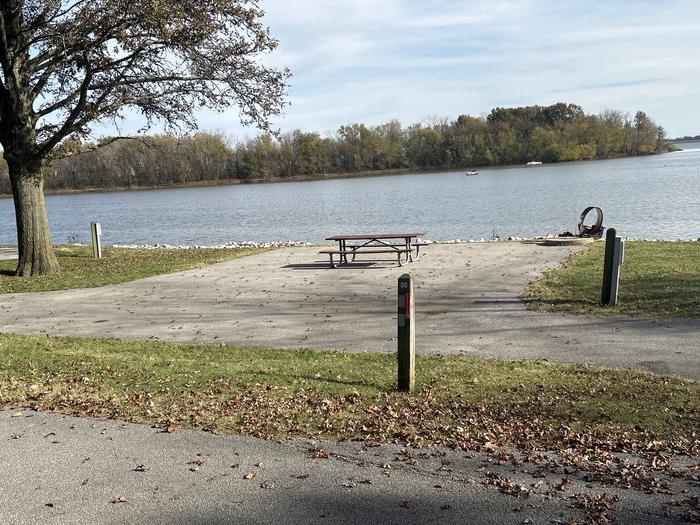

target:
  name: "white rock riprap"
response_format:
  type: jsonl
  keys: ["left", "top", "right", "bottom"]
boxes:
{"left": 104, "top": 236, "right": 697, "bottom": 249}
{"left": 110, "top": 241, "right": 316, "bottom": 249}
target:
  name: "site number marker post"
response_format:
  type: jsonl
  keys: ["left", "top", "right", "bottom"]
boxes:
{"left": 601, "top": 228, "right": 616, "bottom": 305}
{"left": 397, "top": 274, "right": 415, "bottom": 392}
{"left": 609, "top": 236, "right": 625, "bottom": 306}
{"left": 90, "top": 222, "right": 102, "bottom": 259}
{"left": 601, "top": 228, "right": 624, "bottom": 306}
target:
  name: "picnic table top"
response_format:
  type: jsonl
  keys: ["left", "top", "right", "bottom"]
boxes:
{"left": 326, "top": 232, "right": 426, "bottom": 241}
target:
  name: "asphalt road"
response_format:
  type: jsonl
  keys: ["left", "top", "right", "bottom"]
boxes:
{"left": 1, "top": 409, "right": 693, "bottom": 524}
{"left": 1, "top": 243, "right": 698, "bottom": 380}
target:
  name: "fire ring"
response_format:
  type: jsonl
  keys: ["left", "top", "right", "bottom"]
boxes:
{"left": 578, "top": 207, "right": 604, "bottom": 237}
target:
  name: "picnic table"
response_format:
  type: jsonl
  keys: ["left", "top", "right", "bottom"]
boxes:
{"left": 320, "top": 232, "right": 427, "bottom": 268}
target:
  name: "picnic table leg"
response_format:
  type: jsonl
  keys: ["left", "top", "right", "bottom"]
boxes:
{"left": 339, "top": 240, "right": 347, "bottom": 264}
{"left": 406, "top": 238, "right": 414, "bottom": 263}
{"left": 397, "top": 251, "right": 403, "bottom": 267}
{"left": 328, "top": 253, "right": 336, "bottom": 268}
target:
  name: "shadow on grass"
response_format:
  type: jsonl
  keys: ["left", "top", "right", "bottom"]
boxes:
{"left": 528, "top": 273, "right": 699, "bottom": 317}
{"left": 525, "top": 298, "right": 597, "bottom": 306}
{"left": 54, "top": 252, "right": 92, "bottom": 259}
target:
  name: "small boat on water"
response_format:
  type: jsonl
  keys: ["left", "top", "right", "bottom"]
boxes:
{"left": 526, "top": 161, "right": 543, "bottom": 166}
{"left": 465, "top": 170, "right": 479, "bottom": 176}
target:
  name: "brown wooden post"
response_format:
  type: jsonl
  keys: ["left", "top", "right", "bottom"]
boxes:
{"left": 397, "top": 274, "right": 415, "bottom": 392}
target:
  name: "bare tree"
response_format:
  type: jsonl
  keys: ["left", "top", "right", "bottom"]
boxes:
{"left": 0, "top": 0, "right": 289, "bottom": 275}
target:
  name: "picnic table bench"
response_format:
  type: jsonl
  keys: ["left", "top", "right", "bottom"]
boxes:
{"left": 320, "top": 233, "right": 427, "bottom": 268}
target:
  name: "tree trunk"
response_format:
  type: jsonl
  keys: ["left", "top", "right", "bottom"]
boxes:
{"left": 10, "top": 172, "right": 60, "bottom": 276}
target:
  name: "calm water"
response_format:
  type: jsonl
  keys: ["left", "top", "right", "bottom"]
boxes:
{"left": 1, "top": 143, "right": 699, "bottom": 245}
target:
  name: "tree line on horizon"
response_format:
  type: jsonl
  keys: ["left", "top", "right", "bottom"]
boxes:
{"left": 0, "top": 103, "right": 670, "bottom": 194}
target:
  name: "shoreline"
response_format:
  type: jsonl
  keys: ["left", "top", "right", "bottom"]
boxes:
{"left": 0, "top": 167, "right": 456, "bottom": 199}
{"left": 27, "top": 237, "right": 700, "bottom": 250}
{"left": 109, "top": 237, "right": 700, "bottom": 249}
{"left": 2, "top": 237, "right": 697, "bottom": 253}
{"left": 0, "top": 149, "right": 675, "bottom": 199}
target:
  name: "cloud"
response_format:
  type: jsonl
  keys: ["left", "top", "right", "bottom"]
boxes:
{"left": 93, "top": 0, "right": 700, "bottom": 138}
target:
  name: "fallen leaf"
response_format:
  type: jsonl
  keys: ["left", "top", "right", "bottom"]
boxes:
{"left": 243, "top": 472, "right": 255, "bottom": 480}
{"left": 260, "top": 481, "right": 274, "bottom": 489}
{"left": 111, "top": 496, "right": 127, "bottom": 504}
{"left": 557, "top": 477, "right": 572, "bottom": 491}
{"left": 483, "top": 441, "right": 497, "bottom": 452}
{"left": 309, "top": 447, "right": 330, "bottom": 459}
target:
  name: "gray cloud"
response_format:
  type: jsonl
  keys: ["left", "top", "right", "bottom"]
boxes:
{"left": 93, "top": 0, "right": 700, "bottom": 138}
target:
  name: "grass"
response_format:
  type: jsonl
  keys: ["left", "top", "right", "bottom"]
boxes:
{"left": 0, "top": 245, "right": 267, "bottom": 294}
{"left": 522, "top": 241, "right": 699, "bottom": 317}
{"left": 1, "top": 334, "right": 697, "bottom": 453}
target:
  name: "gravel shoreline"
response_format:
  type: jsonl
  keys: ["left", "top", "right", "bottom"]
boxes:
{"left": 109, "top": 236, "right": 698, "bottom": 250}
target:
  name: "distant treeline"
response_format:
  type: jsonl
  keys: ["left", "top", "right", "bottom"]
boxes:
{"left": 0, "top": 103, "right": 671, "bottom": 194}
{"left": 673, "top": 135, "right": 700, "bottom": 141}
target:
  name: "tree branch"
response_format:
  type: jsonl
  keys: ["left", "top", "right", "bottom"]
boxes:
{"left": 29, "top": 62, "right": 55, "bottom": 98}
{"left": 0, "top": 10, "right": 10, "bottom": 73}
{"left": 50, "top": 134, "right": 151, "bottom": 160}
{"left": 38, "top": 61, "right": 93, "bottom": 156}
{"left": 11, "top": 0, "right": 289, "bottom": 162}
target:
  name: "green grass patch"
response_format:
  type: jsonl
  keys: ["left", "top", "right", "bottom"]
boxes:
{"left": 522, "top": 241, "right": 699, "bottom": 317}
{"left": 1, "top": 334, "right": 697, "bottom": 454}
{"left": 0, "top": 245, "right": 267, "bottom": 293}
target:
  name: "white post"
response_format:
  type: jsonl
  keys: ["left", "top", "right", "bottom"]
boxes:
{"left": 609, "top": 237, "right": 624, "bottom": 306}
{"left": 91, "top": 222, "right": 102, "bottom": 258}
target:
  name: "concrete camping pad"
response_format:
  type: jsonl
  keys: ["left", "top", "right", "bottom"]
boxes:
{"left": 0, "top": 242, "right": 697, "bottom": 380}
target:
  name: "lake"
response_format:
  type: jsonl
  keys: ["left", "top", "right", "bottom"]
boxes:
{"left": 1, "top": 143, "right": 699, "bottom": 245}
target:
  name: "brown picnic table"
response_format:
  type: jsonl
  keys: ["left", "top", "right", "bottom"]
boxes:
{"left": 320, "top": 232, "right": 427, "bottom": 268}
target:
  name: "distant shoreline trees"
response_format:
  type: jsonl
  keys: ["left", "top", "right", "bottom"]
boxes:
{"left": 0, "top": 103, "right": 672, "bottom": 195}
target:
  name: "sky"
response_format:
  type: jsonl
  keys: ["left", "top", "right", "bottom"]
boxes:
{"left": 123, "top": 0, "right": 700, "bottom": 139}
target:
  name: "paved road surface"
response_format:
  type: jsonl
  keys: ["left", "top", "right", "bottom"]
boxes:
{"left": 1, "top": 243, "right": 698, "bottom": 379}
{"left": 0, "top": 409, "right": 693, "bottom": 524}
{"left": 0, "top": 247, "right": 17, "bottom": 260}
